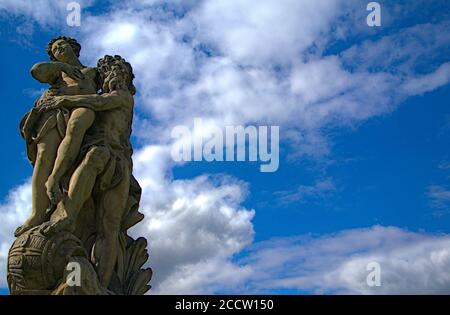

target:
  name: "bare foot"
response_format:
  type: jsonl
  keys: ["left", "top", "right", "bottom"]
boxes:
{"left": 14, "top": 215, "right": 45, "bottom": 237}
{"left": 45, "top": 176, "right": 63, "bottom": 205}
{"left": 43, "top": 216, "right": 75, "bottom": 235}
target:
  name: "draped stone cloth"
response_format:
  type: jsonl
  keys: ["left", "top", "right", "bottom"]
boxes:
{"left": 20, "top": 93, "right": 143, "bottom": 232}
{"left": 18, "top": 94, "right": 149, "bottom": 295}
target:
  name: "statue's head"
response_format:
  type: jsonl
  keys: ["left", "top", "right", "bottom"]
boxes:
{"left": 47, "top": 36, "right": 81, "bottom": 63}
{"left": 97, "top": 55, "right": 136, "bottom": 95}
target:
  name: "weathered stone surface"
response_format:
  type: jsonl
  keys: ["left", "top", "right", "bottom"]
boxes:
{"left": 8, "top": 36, "right": 151, "bottom": 295}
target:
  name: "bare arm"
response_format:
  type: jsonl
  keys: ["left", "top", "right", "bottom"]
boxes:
{"left": 30, "top": 62, "right": 64, "bottom": 84}
{"left": 57, "top": 91, "right": 130, "bottom": 112}
{"left": 30, "top": 62, "right": 84, "bottom": 84}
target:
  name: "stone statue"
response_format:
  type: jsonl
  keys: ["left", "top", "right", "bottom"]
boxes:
{"left": 7, "top": 37, "right": 151, "bottom": 295}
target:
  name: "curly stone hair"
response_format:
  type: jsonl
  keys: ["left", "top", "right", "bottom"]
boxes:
{"left": 97, "top": 55, "right": 136, "bottom": 95}
{"left": 46, "top": 36, "right": 81, "bottom": 61}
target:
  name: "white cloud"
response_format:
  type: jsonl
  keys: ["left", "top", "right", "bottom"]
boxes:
{"left": 341, "top": 22, "right": 450, "bottom": 73}
{"left": 222, "top": 226, "right": 450, "bottom": 294}
{"left": 275, "top": 177, "right": 336, "bottom": 205}
{"left": 1, "top": 170, "right": 450, "bottom": 294}
{"left": 131, "top": 145, "right": 255, "bottom": 293}
{"left": 3, "top": 179, "right": 450, "bottom": 294}
{"left": 71, "top": 1, "right": 450, "bottom": 160}
{"left": 0, "top": 145, "right": 256, "bottom": 293}
{"left": 427, "top": 185, "right": 450, "bottom": 215}
{"left": 0, "top": 0, "right": 63, "bottom": 26}
{"left": 0, "top": 180, "right": 31, "bottom": 288}
{"left": 193, "top": 0, "right": 343, "bottom": 66}
{"left": 2, "top": 2, "right": 450, "bottom": 151}
{"left": 0, "top": 0, "right": 95, "bottom": 27}
{"left": 403, "top": 62, "right": 450, "bottom": 95}
{"left": 1, "top": 0, "right": 450, "bottom": 295}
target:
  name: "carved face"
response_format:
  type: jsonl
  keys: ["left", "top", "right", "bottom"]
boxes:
{"left": 102, "top": 63, "right": 129, "bottom": 93}
{"left": 51, "top": 39, "right": 77, "bottom": 63}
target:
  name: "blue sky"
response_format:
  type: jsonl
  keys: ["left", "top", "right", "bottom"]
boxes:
{"left": 0, "top": 0, "right": 450, "bottom": 294}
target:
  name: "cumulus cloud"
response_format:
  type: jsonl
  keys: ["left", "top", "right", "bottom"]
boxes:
{"left": 220, "top": 226, "right": 450, "bottom": 294}
{"left": 131, "top": 145, "right": 255, "bottom": 293}
{"left": 0, "top": 180, "right": 31, "bottom": 288}
{"left": 0, "top": 146, "right": 256, "bottom": 293}
{"left": 0, "top": 0, "right": 95, "bottom": 27}
{"left": 192, "top": 0, "right": 343, "bottom": 66}
{"left": 1, "top": 0, "right": 450, "bottom": 295}
{"left": 3, "top": 180, "right": 449, "bottom": 295}
{"left": 71, "top": 0, "right": 450, "bottom": 160}
{"left": 2, "top": 1, "right": 450, "bottom": 155}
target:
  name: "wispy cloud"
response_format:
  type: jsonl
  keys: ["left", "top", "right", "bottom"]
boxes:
{"left": 402, "top": 62, "right": 450, "bottom": 95}
{"left": 146, "top": 224, "right": 450, "bottom": 294}
{"left": 22, "top": 87, "right": 46, "bottom": 99}
{"left": 234, "top": 226, "right": 450, "bottom": 294}
{"left": 0, "top": 0, "right": 95, "bottom": 28}
{"left": 438, "top": 161, "right": 450, "bottom": 171}
{"left": 275, "top": 178, "right": 337, "bottom": 205}
{"left": 427, "top": 185, "right": 450, "bottom": 216}
{"left": 1, "top": 0, "right": 450, "bottom": 294}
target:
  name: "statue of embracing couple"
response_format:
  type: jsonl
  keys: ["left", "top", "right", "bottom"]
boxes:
{"left": 8, "top": 36, "right": 151, "bottom": 295}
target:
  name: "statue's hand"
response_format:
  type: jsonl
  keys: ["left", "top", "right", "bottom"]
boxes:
{"left": 61, "top": 63, "right": 85, "bottom": 81}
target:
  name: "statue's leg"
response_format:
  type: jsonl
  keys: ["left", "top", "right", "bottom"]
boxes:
{"left": 46, "top": 107, "right": 95, "bottom": 205}
{"left": 95, "top": 167, "right": 130, "bottom": 288}
{"left": 15, "top": 128, "right": 61, "bottom": 237}
{"left": 44, "top": 146, "right": 110, "bottom": 235}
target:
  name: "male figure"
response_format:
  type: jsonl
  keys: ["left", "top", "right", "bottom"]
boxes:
{"left": 16, "top": 37, "right": 99, "bottom": 237}
{"left": 42, "top": 55, "right": 136, "bottom": 289}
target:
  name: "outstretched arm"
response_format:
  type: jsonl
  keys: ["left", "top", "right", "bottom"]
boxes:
{"left": 54, "top": 91, "right": 130, "bottom": 112}
{"left": 31, "top": 62, "right": 84, "bottom": 84}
